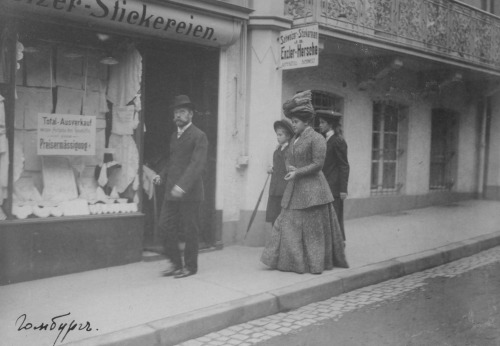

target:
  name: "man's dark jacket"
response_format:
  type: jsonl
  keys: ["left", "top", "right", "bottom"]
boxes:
{"left": 159, "top": 124, "right": 208, "bottom": 201}
{"left": 322, "top": 135, "right": 349, "bottom": 196}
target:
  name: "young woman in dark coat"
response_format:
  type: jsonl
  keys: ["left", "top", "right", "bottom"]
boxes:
{"left": 316, "top": 110, "right": 350, "bottom": 241}
{"left": 266, "top": 119, "right": 294, "bottom": 226}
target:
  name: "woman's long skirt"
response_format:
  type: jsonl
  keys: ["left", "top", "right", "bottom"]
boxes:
{"left": 260, "top": 203, "right": 348, "bottom": 274}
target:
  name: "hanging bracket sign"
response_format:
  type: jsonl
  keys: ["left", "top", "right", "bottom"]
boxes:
{"left": 38, "top": 114, "right": 96, "bottom": 156}
{"left": 279, "top": 24, "right": 319, "bottom": 70}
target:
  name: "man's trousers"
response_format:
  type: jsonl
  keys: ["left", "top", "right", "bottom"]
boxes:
{"left": 159, "top": 200, "right": 201, "bottom": 272}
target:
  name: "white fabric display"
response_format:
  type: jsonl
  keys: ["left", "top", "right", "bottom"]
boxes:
{"left": 13, "top": 175, "right": 42, "bottom": 203}
{"left": 25, "top": 45, "right": 52, "bottom": 88}
{"left": 97, "top": 163, "right": 108, "bottom": 187}
{"left": 107, "top": 46, "right": 142, "bottom": 107}
{"left": 15, "top": 86, "right": 53, "bottom": 130}
{"left": 56, "top": 87, "right": 84, "bottom": 115}
{"left": 86, "top": 51, "right": 108, "bottom": 91}
{"left": 56, "top": 46, "right": 84, "bottom": 89}
{"left": 13, "top": 130, "right": 24, "bottom": 183}
{"left": 111, "top": 105, "right": 138, "bottom": 135}
{"left": 22, "top": 130, "right": 41, "bottom": 171}
{"left": 142, "top": 165, "right": 156, "bottom": 200}
{"left": 110, "top": 186, "right": 119, "bottom": 199}
{"left": 77, "top": 166, "right": 98, "bottom": 201}
{"left": 41, "top": 156, "right": 78, "bottom": 204}
{"left": 107, "top": 134, "right": 139, "bottom": 193}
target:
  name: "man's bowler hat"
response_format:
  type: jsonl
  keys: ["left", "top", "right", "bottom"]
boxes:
{"left": 170, "top": 95, "right": 194, "bottom": 110}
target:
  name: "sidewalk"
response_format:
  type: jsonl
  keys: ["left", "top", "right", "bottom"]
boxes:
{"left": 1, "top": 200, "right": 500, "bottom": 346}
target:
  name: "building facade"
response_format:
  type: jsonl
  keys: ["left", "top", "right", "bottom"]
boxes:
{"left": 237, "top": 0, "right": 500, "bottom": 245}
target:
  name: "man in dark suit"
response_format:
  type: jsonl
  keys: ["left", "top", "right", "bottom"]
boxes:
{"left": 153, "top": 95, "right": 208, "bottom": 278}
{"left": 316, "top": 110, "right": 350, "bottom": 241}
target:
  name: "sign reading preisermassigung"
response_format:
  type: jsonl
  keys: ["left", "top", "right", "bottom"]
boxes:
{"left": 280, "top": 25, "right": 319, "bottom": 70}
{"left": 38, "top": 114, "right": 96, "bottom": 156}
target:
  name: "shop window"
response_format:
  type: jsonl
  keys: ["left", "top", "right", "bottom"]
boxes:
{"left": 0, "top": 21, "right": 142, "bottom": 220}
{"left": 371, "top": 101, "right": 407, "bottom": 195}
{"left": 429, "top": 109, "right": 458, "bottom": 191}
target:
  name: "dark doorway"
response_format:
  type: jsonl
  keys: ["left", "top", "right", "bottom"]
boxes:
{"left": 139, "top": 40, "right": 219, "bottom": 252}
{"left": 429, "top": 109, "right": 458, "bottom": 190}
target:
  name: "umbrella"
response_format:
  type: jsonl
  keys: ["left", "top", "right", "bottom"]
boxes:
{"left": 244, "top": 173, "right": 271, "bottom": 239}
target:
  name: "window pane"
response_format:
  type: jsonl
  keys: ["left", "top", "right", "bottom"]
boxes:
{"left": 372, "top": 133, "right": 380, "bottom": 149}
{"left": 371, "top": 162, "right": 379, "bottom": 189}
{"left": 373, "top": 105, "right": 381, "bottom": 131}
{"left": 383, "top": 133, "right": 398, "bottom": 150}
{"left": 382, "top": 162, "right": 396, "bottom": 189}
{"left": 384, "top": 112, "right": 398, "bottom": 132}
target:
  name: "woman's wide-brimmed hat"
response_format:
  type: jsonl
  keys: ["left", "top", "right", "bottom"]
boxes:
{"left": 315, "top": 109, "right": 343, "bottom": 120}
{"left": 282, "top": 90, "right": 315, "bottom": 122}
{"left": 273, "top": 119, "right": 294, "bottom": 137}
{"left": 170, "top": 95, "right": 194, "bottom": 110}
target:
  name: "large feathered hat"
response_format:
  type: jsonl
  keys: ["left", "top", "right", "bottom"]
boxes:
{"left": 282, "top": 90, "right": 315, "bottom": 122}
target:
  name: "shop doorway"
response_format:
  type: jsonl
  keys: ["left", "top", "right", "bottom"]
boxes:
{"left": 139, "top": 41, "right": 219, "bottom": 252}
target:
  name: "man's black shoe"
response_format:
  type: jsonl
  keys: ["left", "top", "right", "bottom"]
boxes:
{"left": 161, "top": 268, "right": 182, "bottom": 277}
{"left": 173, "top": 268, "right": 196, "bottom": 279}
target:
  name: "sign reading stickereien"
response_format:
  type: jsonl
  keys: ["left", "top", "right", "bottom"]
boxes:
{"left": 280, "top": 25, "right": 319, "bottom": 70}
{"left": 38, "top": 114, "right": 96, "bottom": 156}
{"left": 1, "top": 0, "right": 240, "bottom": 47}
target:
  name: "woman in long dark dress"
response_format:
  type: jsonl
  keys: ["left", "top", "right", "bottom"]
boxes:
{"left": 261, "top": 109, "right": 348, "bottom": 274}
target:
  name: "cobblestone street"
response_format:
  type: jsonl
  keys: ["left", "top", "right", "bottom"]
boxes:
{"left": 177, "top": 246, "right": 500, "bottom": 346}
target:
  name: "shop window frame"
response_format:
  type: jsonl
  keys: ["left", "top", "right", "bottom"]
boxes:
{"left": 429, "top": 108, "right": 459, "bottom": 191}
{"left": 0, "top": 18, "right": 145, "bottom": 221}
{"left": 370, "top": 100, "right": 408, "bottom": 196}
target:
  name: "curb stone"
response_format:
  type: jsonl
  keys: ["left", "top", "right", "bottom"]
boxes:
{"left": 65, "top": 230, "right": 500, "bottom": 346}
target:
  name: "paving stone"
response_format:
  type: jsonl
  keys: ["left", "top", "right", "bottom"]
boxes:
{"left": 232, "top": 334, "right": 249, "bottom": 341}
{"left": 278, "top": 327, "right": 292, "bottom": 333}
{"left": 219, "top": 329, "right": 236, "bottom": 337}
{"left": 182, "top": 340, "right": 203, "bottom": 346}
{"left": 265, "top": 323, "right": 281, "bottom": 330}
{"left": 263, "top": 330, "right": 281, "bottom": 337}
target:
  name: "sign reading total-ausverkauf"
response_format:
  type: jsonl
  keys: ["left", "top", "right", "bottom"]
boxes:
{"left": 280, "top": 25, "right": 319, "bottom": 70}
{"left": 38, "top": 114, "right": 96, "bottom": 156}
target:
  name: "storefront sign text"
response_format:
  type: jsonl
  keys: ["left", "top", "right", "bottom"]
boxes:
{"left": 38, "top": 114, "right": 96, "bottom": 156}
{"left": 3, "top": 0, "right": 240, "bottom": 47}
{"left": 279, "top": 25, "right": 319, "bottom": 70}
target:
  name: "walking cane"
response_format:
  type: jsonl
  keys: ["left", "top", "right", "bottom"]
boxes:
{"left": 244, "top": 173, "right": 271, "bottom": 240}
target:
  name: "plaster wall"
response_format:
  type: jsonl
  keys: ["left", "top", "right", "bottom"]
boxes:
{"left": 486, "top": 92, "right": 500, "bottom": 189}
{"left": 405, "top": 102, "right": 432, "bottom": 194}
{"left": 216, "top": 37, "right": 247, "bottom": 224}
{"left": 456, "top": 104, "right": 480, "bottom": 192}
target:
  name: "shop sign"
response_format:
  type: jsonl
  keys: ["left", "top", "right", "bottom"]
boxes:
{"left": 38, "top": 114, "right": 96, "bottom": 156}
{"left": 2, "top": 0, "right": 240, "bottom": 47}
{"left": 279, "top": 24, "right": 319, "bottom": 70}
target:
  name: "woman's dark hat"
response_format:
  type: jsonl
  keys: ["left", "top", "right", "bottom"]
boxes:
{"left": 170, "top": 95, "right": 194, "bottom": 109}
{"left": 283, "top": 90, "right": 315, "bottom": 121}
{"left": 273, "top": 119, "right": 294, "bottom": 137}
{"left": 315, "top": 109, "right": 343, "bottom": 120}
